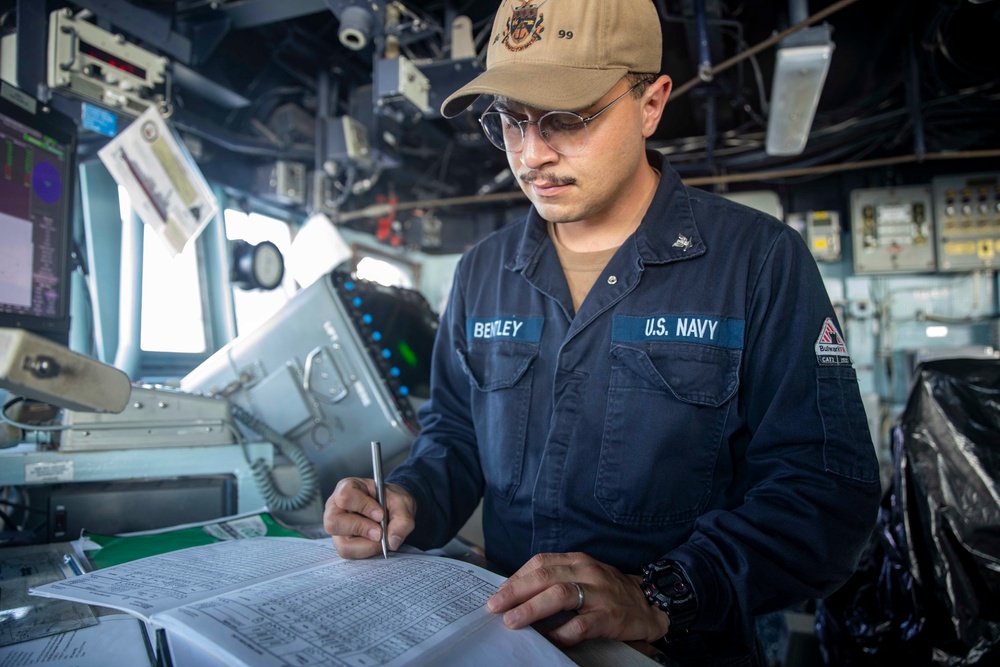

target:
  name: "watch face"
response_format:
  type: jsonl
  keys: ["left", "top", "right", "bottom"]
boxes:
{"left": 253, "top": 242, "right": 285, "bottom": 289}
{"left": 658, "top": 571, "right": 692, "bottom": 601}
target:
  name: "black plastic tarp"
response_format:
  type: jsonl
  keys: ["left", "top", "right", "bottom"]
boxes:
{"left": 817, "top": 358, "right": 1000, "bottom": 666}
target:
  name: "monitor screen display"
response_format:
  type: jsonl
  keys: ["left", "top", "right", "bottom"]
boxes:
{"left": 0, "top": 88, "right": 77, "bottom": 344}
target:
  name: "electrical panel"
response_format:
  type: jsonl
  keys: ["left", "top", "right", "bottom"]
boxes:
{"left": 851, "top": 186, "right": 936, "bottom": 274}
{"left": 806, "top": 210, "right": 842, "bottom": 262}
{"left": 325, "top": 115, "right": 372, "bottom": 168}
{"left": 254, "top": 160, "right": 307, "bottom": 206}
{"left": 47, "top": 9, "right": 168, "bottom": 117}
{"left": 724, "top": 191, "right": 783, "bottom": 220}
{"left": 375, "top": 56, "right": 431, "bottom": 119}
{"left": 932, "top": 172, "right": 1000, "bottom": 272}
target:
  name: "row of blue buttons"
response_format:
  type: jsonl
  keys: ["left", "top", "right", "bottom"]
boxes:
{"left": 343, "top": 281, "right": 409, "bottom": 396}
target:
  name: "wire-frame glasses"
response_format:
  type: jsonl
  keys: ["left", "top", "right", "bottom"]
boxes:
{"left": 478, "top": 81, "right": 643, "bottom": 157}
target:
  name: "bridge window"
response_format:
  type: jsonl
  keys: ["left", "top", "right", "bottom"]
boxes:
{"left": 133, "top": 190, "right": 207, "bottom": 353}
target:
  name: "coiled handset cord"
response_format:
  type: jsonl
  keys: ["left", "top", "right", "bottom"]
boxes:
{"left": 230, "top": 405, "right": 319, "bottom": 512}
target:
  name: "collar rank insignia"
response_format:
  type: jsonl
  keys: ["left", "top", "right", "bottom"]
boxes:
{"left": 672, "top": 234, "right": 693, "bottom": 251}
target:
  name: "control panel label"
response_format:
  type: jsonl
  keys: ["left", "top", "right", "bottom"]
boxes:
{"left": 82, "top": 102, "right": 119, "bottom": 137}
{"left": 25, "top": 460, "right": 75, "bottom": 483}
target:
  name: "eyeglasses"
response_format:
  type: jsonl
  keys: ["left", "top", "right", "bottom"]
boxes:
{"left": 479, "top": 81, "right": 643, "bottom": 156}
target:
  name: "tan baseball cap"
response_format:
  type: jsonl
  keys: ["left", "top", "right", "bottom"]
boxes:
{"left": 440, "top": 0, "right": 663, "bottom": 118}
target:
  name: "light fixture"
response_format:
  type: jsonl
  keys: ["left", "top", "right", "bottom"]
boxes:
{"left": 765, "top": 24, "right": 835, "bottom": 156}
{"left": 337, "top": 5, "right": 375, "bottom": 51}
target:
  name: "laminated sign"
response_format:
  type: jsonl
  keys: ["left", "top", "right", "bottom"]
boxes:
{"left": 98, "top": 106, "right": 218, "bottom": 256}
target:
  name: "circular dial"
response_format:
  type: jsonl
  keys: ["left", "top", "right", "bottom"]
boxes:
{"left": 252, "top": 241, "right": 285, "bottom": 290}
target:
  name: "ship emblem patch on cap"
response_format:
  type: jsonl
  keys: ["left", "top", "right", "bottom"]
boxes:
{"left": 502, "top": 0, "right": 545, "bottom": 52}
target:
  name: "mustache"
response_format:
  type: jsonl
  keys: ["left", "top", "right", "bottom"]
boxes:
{"left": 519, "top": 171, "right": 577, "bottom": 186}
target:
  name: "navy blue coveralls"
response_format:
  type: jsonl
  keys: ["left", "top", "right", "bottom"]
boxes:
{"left": 388, "top": 154, "right": 881, "bottom": 660}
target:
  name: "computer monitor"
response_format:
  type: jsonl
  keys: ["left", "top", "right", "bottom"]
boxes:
{"left": 0, "top": 84, "right": 78, "bottom": 346}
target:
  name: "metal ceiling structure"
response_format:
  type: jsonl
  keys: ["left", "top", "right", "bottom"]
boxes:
{"left": 2, "top": 0, "right": 998, "bottom": 247}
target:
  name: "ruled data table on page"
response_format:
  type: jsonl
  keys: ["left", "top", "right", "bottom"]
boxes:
{"left": 150, "top": 544, "right": 506, "bottom": 666}
{"left": 166, "top": 556, "right": 498, "bottom": 665}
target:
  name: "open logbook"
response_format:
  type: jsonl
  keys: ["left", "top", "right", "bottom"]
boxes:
{"left": 30, "top": 536, "right": 574, "bottom": 666}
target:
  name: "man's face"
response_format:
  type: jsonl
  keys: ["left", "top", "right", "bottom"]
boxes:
{"left": 501, "top": 80, "right": 651, "bottom": 228}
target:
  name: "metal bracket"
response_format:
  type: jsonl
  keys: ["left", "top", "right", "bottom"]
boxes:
{"left": 303, "top": 346, "right": 349, "bottom": 403}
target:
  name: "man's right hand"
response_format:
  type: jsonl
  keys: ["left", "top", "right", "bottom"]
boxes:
{"left": 323, "top": 478, "right": 417, "bottom": 559}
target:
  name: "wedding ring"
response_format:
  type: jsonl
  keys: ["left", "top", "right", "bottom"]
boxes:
{"left": 571, "top": 582, "right": 584, "bottom": 611}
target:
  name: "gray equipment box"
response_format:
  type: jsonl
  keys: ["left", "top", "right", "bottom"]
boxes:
{"left": 181, "top": 272, "right": 437, "bottom": 500}
{"left": 60, "top": 384, "right": 233, "bottom": 451}
{"left": 47, "top": 477, "right": 236, "bottom": 541}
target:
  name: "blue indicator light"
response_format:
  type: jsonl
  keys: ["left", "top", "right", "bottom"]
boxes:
{"left": 372, "top": 331, "right": 382, "bottom": 341}
{"left": 399, "top": 386, "right": 409, "bottom": 396}
{"left": 363, "top": 314, "right": 373, "bottom": 324}
{"left": 382, "top": 349, "right": 391, "bottom": 359}
{"left": 390, "top": 367, "right": 400, "bottom": 377}
{"left": 345, "top": 281, "right": 354, "bottom": 290}
{"left": 353, "top": 297, "right": 363, "bottom": 307}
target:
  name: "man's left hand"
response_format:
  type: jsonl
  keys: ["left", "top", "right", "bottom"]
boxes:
{"left": 486, "top": 552, "right": 670, "bottom": 646}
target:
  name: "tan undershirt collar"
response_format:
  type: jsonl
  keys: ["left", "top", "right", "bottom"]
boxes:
{"left": 549, "top": 221, "right": 619, "bottom": 314}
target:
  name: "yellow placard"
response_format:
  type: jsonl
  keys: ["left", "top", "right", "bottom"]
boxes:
{"left": 944, "top": 241, "right": 977, "bottom": 256}
{"left": 151, "top": 135, "right": 198, "bottom": 207}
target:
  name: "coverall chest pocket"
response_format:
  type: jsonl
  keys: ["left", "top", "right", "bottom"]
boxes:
{"left": 458, "top": 341, "right": 538, "bottom": 503}
{"left": 597, "top": 342, "right": 740, "bottom": 525}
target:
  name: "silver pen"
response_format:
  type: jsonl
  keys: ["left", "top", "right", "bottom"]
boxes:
{"left": 371, "top": 440, "right": 389, "bottom": 558}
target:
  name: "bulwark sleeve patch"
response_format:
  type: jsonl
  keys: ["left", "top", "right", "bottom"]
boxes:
{"left": 612, "top": 315, "right": 745, "bottom": 349}
{"left": 466, "top": 316, "right": 544, "bottom": 342}
{"left": 815, "top": 317, "right": 852, "bottom": 366}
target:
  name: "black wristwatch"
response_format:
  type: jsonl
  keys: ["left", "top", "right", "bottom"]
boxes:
{"left": 641, "top": 560, "right": 698, "bottom": 633}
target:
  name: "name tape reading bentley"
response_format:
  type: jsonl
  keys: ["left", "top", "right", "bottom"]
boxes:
{"left": 467, "top": 317, "right": 545, "bottom": 342}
